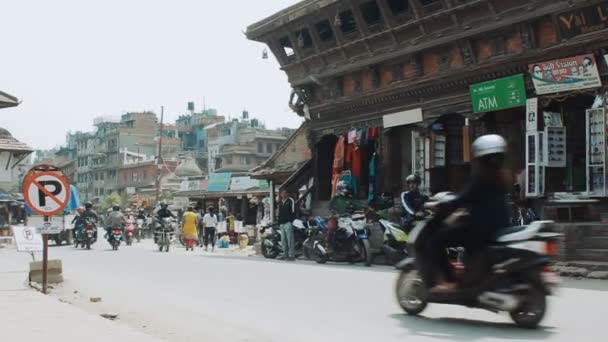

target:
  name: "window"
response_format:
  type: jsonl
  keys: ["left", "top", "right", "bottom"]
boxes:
{"left": 315, "top": 20, "right": 334, "bottom": 42}
{"left": 267, "top": 143, "right": 273, "bottom": 154}
{"left": 240, "top": 156, "right": 248, "bottom": 165}
{"left": 100, "top": 172, "right": 104, "bottom": 181}
{"left": 387, "top": 0, "right": 409, "bottom": 15}
{"left": 258, "top": 142, "right": 264, "bottom": 153}
{"left": 225, "top": 156, "right": 232, "bottom": 165}
{"left": 338, "top": 10, "right": 357, "bottom": 34}
{"left": 420, "top": 0, "right": 442, "bottom": 12}
{"left": 143, "top": 170, "right": 147, "bottom": 181}
{"left": 295, "top": 28, "right": 313, "bottom": 49}
{"left": 279, "top": 36, "right": 295, "bottom": 57}
{"left": 360, "top": 1, "right": 383, "bottom": 26}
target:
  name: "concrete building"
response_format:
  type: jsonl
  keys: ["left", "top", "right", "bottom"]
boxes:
{"left": 206, "top": 111, "right": 292, "bottom": 173}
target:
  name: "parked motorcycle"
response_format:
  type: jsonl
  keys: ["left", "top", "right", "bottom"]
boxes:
{"left": 378, "top": 219, "right": 409, "bottom": 265}
{"left": 260, "top": 218, "right": 314, "bottom": 259}
{"left": 156, "top": 218, "right": 175, "bottom": 253}
{"left": 394, "top": 192, "right": 561, "bottom": 329}
{"left": 108, "top": 227, "right": 123, "bottom": 251}
{"left": 312, "top": 213, "right": 373, "bottom": 266}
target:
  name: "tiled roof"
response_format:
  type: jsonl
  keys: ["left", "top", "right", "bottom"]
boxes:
{"left": 0, "top": 91, "right": 19, "bottom": 109}
{"left": 0, "top": 128, "right": 33, "bottom": 152}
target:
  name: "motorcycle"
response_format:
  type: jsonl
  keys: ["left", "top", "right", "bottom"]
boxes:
{"left": 136, "top": 219, "right": 145, "bottom": 242}
{"left": 394, "top": 193, "right": 561, "bottom": 329}
{"left": 108, "top": 227, "right": 123, "bottom": 251}
{"left": 378, "top": 219, "right": 409, "bottom": 265}
{"left": 312, "top": 213, "right": 373, "bottom": 266}
{"left": 260, "top": 218, "right": 314, "bottom": 259}
{"left": 125, "top": 220, "right": 136, "bottom": 246}
{"left": 155, "top": 218, "right": 175, "bottom": 253}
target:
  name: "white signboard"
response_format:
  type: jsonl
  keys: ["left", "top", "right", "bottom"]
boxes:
{"left": 37, "top": 221, "right": 61, "bottom": 234}
{"left": 529, "top": 54, "right": 602, "bottom": 95}
{"left": 11, "top": 226, "right": 43, "bottom": 252}
{"left": 526, "top": 98, "right": 538, "bottom": 131}
{"left": 229, "top": 177, "right": 260, "bottom": 191}
{"left": 383, "top": 108, "right": 423, "bottom": 128}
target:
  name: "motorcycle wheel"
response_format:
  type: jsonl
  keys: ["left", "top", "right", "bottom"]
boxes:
{"left": 261, "top": 238, "right": 279, "bottom": 259}
{"left": 55, "top": 237, "right": 63, "bottom": 246}
{"left": 126, "top": 238, "right": 132, "bottom": 246}
{"left": 86, "top": 239, "right": 91, "bottom": 250}
{"left": 361, "top": 239, "right": 372, "bottom": 267}
{"left": 395, "top": 270, "right": 428, "bottom": 316}
{"left": 165, "top": 242, "right": 170, "bottom": 252}
{"left": 509, "top": 287, "right": 546, "bottom": 329}
{"left": 158, "top": 243, "right": 164, "bottom": 252}
{"left": 314, "top": 244, "right": 328, "bottom": 264}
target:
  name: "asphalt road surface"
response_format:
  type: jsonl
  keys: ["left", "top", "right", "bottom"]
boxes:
{"left": 4, "top": 239, "right": 607, "bottom": 342}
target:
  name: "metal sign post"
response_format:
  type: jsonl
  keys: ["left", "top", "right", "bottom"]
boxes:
{"left": 22, "top": 165, "right": 70, "bottom": 295}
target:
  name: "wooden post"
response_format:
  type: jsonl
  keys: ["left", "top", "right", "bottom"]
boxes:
{"left": 42, "top": 215, "right": 49, "bottom": 295}
{"left": 269, "top": 180, "right": 276, "bottom": 222}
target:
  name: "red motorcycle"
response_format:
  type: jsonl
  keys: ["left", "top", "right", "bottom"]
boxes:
{"left": 125, "top": 219, "right": 135, "bottom": 246}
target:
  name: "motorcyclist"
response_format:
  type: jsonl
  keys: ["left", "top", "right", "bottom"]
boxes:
{"left": 105, "top": 205, "right": 127, "bottom": 242}
{"left": 400, "top": 175, "right": 429, "bottom": 232}
{"left": 327, "top": 181, "right": 362, "bottom": 251}
{"left": 155, "top": 202, "right": 176, "bottom": 243}
{"left": 421, "top": 134, "right": 511, "bottom": 293}
{"left": 136, "top": 208, "right": 147, "bottom": 221}
{"left": 71, "top": 207, "right": 85, "bottom": 240}
{"left": 80, "top": 202, "right": 99, "bottom": 240}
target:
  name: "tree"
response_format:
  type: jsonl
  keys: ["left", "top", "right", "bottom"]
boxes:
{"left": 100, "top": 192, "right": 123, "bottom": 212}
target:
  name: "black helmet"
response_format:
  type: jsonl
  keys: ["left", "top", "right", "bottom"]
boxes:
{"left": 406, "top": 174, "right": 421, "bottom": 184}
{"left": 113, "top": 205, "right": 120, "bottom": 211}
{"left": 84, "top": 201, "right": 93, "bottom": 210}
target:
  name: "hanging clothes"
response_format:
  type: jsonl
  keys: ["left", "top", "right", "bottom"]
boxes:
{"left": 347, "top": 129, "right": 357, "bottom": 144}
{"left": 368, "top": 152, "right": 378, "bottom": 203}
{"left": 331, "top": 135, "right": 346, "bottom": 197}
{"left": 345, "top": 141, "right": 363, "bottom": 183}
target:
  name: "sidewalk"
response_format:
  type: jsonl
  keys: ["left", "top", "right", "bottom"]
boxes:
{"left": 0, "top": 248, "right": 161, "bottom": 342}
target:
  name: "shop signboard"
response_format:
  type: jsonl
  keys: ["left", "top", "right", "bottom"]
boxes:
{"left": 556, "top": 3, "right": 608, "bottom": 39}
{"left": 470, "top": 74, "right": 526, "bottom": 114}
{"left": 207, "top": 172, "right": 232, "bottom": 192}
{"left": 526, "top": 98, "right": 538, "bottom": 132}
{"left": 529, "top": 54, "right": 602, "bottom": 95}
{"left": 229, "top": 176, "right": 261, "bottom": 191}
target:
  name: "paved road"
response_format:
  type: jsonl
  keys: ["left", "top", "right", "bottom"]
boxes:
{"left": 4, "top": 240, "right": 607, "bottom": 341}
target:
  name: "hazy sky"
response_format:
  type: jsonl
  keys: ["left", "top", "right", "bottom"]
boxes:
{"left": 1, "top": 0, "right": 302, "bottom": 150}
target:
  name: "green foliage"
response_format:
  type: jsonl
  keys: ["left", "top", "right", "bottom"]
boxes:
{"left": 100, "top": 192, "right": 123, "bottom": 211}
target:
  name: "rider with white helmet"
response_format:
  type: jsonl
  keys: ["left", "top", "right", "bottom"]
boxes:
{"left": 421, "top": 134, "right": 512, "bottom": 293}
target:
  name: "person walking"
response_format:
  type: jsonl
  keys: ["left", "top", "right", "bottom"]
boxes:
{"left": 202, "top": 207, "right": 218, "bottom": 252}
{"left": 181, "top": 207, "right": 198, "bottom": 252}
{"left": 278, "top": 189, "right": 296, "bottom": 261}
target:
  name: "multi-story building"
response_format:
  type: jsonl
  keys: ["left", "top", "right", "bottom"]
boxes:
{"left": 206, "top": 111, "right": 292, "bottom": 173}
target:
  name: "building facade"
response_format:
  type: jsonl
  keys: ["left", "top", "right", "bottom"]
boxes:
{"left": 249, "top": 0, "right": 608, "bottom": 261}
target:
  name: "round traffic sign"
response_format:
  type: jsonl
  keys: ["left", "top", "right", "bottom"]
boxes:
{"left": 23, "top": 171, "right": 71, "bottom": 216}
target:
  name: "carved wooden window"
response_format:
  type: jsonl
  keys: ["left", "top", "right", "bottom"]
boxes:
{"left": 419, "top": 0, "right": 442, "bottom": 13}
{"left": 338, "top": 10, "right": 358, "bottom": 35}
{"left": 359, "top": 1, "right": 383, "bottom": 28}
{"left": 295, "top": 28, "right": 313, "bottom": 50}
{"left": 279, "top": 36, "right": 295, "bottom": 58}
{"left": 387, "top": 0, "right": 410, "bottom": 15}
{"left": 315, "top": 20, "right": 334, "bottom": 42}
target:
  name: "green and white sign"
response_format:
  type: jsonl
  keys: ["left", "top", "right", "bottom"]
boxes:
{"left": 470, "top": 74, "right": 526, "bottom": 113}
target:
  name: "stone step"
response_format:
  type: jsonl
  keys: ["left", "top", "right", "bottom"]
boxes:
{"left": 576, "top": 249, "right": 608, "bottom": 262}
{"left": 580, "top": 237, "right": 608, "bottom": 250}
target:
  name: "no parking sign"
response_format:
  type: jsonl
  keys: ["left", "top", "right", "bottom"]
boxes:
{"left": 23, "top": 167, "right": 70, "bottom": 216}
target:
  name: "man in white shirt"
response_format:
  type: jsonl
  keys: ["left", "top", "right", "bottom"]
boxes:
{"left": 202, "top": 207, "right": 219, "bottom": 252}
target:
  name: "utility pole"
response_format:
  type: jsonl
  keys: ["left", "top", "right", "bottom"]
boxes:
{"left": 155, "top": 106, "right": 164, "bottom": 205}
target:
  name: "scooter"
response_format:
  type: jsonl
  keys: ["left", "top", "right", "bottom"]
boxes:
{"left": 379, "top": 219, "right": 409, "bottom": 265}
{"left": 394, "top": 193, "right": 561, "bottom": 329}
{"left": 312, "top": 213, "right": 373, "bottom": 266}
